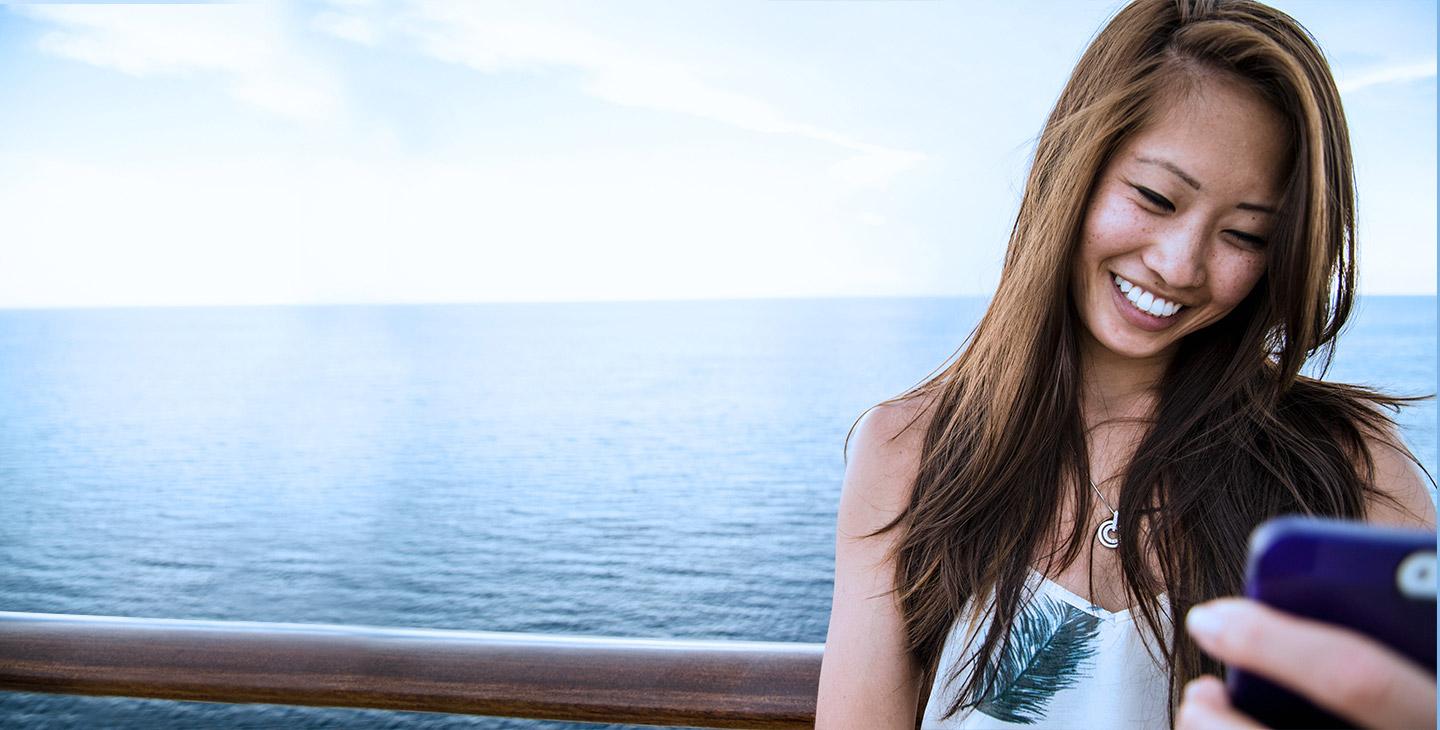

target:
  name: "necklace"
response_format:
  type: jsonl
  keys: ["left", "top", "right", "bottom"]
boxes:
{"left": 1090, "top": 479, "right": 1120, "bottom": 549}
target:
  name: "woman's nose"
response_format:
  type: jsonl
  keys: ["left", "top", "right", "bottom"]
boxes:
{"left": 1142, "top": 222, "right": 1208, "bottom": 290}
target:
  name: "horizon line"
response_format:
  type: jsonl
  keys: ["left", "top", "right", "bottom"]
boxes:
{"left": 0, "top": 291, "right": 1436, "bottom": 314}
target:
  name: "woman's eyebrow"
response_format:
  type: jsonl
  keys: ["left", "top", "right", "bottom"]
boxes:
{"left": 1136, "top": 156, "right": 1201, "bottom": 189}
{"left": 1236, "top": 201, "right": 1276, "bottom": 215}
{"left": 1134, "top": 155, "right": 1276, "bottom": 215}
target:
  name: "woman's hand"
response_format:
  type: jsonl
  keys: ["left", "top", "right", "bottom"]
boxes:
{"left": 1175, "top": 597, "right": 1437, "bottom": 730}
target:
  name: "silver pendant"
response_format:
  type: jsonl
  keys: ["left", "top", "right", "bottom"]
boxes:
{"left": 1097, "top": 510, "right": 1120, "bottom": 549}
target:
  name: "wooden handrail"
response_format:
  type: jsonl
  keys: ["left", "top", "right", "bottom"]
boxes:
{"left": 0, "top": 611, "right": 822, "bottom": 728}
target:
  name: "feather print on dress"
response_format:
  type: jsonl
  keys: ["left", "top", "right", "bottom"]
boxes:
{"left": 973, "top": 595, "right": 1102, "bottom": 724}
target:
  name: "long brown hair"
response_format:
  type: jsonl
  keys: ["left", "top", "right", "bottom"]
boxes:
{"left": 859, "top": 0, "right": 1429, "bottom": 724}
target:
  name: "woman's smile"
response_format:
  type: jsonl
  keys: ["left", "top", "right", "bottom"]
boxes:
{"left": 1108, "top": 272, "right": 1187, "bottom": 332}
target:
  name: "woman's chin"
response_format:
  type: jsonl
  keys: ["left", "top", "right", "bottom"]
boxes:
{"left": 1091, "top": 326, "right": 1178, "bottom": 362}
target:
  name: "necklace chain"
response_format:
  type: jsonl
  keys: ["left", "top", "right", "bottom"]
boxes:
{"left": 1088, "top": 390, "right": 1122, "bottom": 550}
{"left": 1088, "top": 479, "right": 1115, "bottom": 513}
{"left": 1090, "top": 478, "right": 1120, "bottom": 549}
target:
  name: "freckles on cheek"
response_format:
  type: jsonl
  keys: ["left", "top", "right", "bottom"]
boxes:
{"left": 1213, "top": 273, "right": 1257, "bottom": 309}
{"left": 1085, "top": 198, "right": 1146, "bottom": 252}
{"left": 1212, "top": 256, "right": 1268, "bottom": 308}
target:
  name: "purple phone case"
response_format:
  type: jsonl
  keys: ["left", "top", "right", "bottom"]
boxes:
{"left": 1228, "top": 516, "right": 1437, "bottom": 729}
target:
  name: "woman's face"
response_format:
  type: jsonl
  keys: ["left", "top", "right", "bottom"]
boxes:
{"left": 1072, "top": 75, "right": 1290, "bottom": 363}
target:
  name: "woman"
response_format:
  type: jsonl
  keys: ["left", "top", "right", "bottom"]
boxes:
{"left": 814, "top": 1, "right": 1436, "bottom": 728}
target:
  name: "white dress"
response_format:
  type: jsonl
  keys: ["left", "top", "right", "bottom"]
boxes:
{"left": 920, "top": 569, "right": 1174, "bottom": 729}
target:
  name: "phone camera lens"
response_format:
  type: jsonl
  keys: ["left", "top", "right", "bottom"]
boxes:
{"left": 1396, "top": 551, "right": 1438, "bottom": 600}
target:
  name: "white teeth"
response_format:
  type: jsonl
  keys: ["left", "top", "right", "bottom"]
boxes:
{"left": 1112, "top": 274, "right": 1183, "bottom": 318}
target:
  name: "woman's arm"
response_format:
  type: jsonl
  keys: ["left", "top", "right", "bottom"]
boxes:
{"left": 815, "top": 403, "right": 927, "bottom": 730}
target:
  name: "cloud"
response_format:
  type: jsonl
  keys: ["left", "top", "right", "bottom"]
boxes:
{"left": 24, "top": 0, "right": 924, "bottom": 185}
{"left": 1338, "top": 60, "right": 1436, "bottom": 94}
{"left": 312, "top": 10, "right": 382, "bottom": 47}
{"left": 323, "top": 0, "right": 925, "bottom": 188}
{"left": 20, "top": 3, "right": 343, "bottom": 124}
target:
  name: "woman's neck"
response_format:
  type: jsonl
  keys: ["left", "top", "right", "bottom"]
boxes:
{"left": 1078, "top": 332, "right": 1172, "bottom": 426}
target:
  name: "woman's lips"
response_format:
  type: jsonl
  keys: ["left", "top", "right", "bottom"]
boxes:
{"left": 1110, "top": 275, "right": 1184, "bottom": 332}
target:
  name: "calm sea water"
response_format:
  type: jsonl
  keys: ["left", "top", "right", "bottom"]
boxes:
{"left": 1, "top": 297, "right": 1434, "bottom": 729}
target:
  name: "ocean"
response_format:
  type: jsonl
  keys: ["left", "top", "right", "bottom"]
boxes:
{"left": 0, "top": 297, "right": 1433, "bottom": 729}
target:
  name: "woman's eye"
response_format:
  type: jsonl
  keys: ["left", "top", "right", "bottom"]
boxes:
{"left": 1133, "top": 186, "right": 1174, "bottom": 212}
{"left": 1226, "top": 230, "right": 1268, "bottom": 249}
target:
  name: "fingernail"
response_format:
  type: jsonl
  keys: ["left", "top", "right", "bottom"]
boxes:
{"left": 1185, "top": 603, "right": 1224, "bottom": 642}
{"left": 1182, "top": 678, "right": 1205, "bottom": 700}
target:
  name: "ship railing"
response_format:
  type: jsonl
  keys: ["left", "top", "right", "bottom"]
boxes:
{"left": 0, "top": 610, "right": 823, "bottom": 729}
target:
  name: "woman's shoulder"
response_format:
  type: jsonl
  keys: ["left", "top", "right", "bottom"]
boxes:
{"left": 849, "top": 392, "right": 939, "bottom": 463}
{"left": 1354, "top": 419, "right": 1436, "bottom": 530}
{"left": 1281, "top": 377, "right": 1435, "bottom": 529}
{"left": 842, "top": 392, "right": 941, "bottom": 510}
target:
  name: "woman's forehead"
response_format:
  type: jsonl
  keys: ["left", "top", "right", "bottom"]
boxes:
{"left": 1117, "top": 78, "right": 1290, "bottom": 201}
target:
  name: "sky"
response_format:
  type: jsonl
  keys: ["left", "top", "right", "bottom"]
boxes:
{"left": 0, "top": 0, "right": 1434, "bottom": 309}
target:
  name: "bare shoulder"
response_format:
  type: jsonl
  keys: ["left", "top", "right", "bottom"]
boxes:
{"left": 849, "top": 393, "right": 936, "bottom": 465}
{"left": 842, "top": 395, "right": 936, "bottom": 521}
{"left": 816, "top": 393, "right": 941, "bottom": 729}
{"left": 1357, "top": 421, "right": 1436, "bottom": 530}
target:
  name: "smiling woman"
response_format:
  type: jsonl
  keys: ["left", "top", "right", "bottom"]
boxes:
{"left": 814, "top": 1, "right": 1435, "bottom": 728}
{"left": 1073, "top": 73, "right": 1286, "bottom": 359}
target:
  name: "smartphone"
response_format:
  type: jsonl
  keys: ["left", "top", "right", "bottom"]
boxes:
{"left": 1226, "top": 516, "right": 1437, "bottom": 729}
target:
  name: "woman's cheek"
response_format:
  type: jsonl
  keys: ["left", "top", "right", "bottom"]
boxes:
{"left": 1086, "top": 197, "right": 1146, "bottom": 254}
{"left": 1211, "top": 255, "right": 1267, "bottom": 310}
